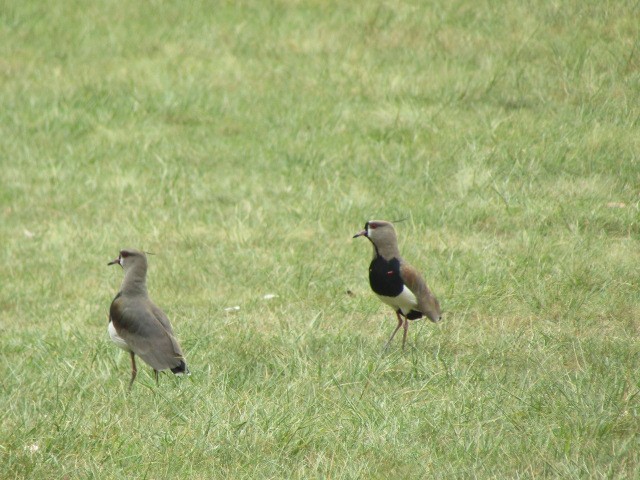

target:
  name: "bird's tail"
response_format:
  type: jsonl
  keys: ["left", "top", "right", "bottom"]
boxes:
{"left": 171, "top": 359, "right": 190, "bottom": 376}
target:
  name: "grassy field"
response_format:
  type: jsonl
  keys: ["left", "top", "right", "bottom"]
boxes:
{"left": 1, "top": 0, "right": 639, "bottom": 477}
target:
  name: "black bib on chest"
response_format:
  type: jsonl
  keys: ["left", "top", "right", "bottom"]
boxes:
{"left": 369, "top": 256, "right": 404, "bottom": 297}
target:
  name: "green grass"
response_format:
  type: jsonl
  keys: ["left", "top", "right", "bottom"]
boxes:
{"left": 1, "top": 0, "right": 639, "bottom": 477}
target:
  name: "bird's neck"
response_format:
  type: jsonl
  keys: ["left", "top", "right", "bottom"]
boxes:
{"left": 371, "top": 242, "right": 400, "bottom": 261}
{"left": 121, "top": 268, "right": 148, "bottom": 296}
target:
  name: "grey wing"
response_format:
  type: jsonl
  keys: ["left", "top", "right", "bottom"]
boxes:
{"left": 111, "top": 298, "right": 185, "bottom": 371}
{"left": 400, "top": 262, "right": 442, "bottom": 322}
{"left": 150, "top": 302, "right": 175, "bottom": 335}
{"left": 149, "top": 302, "right": 185, "bottom": 357}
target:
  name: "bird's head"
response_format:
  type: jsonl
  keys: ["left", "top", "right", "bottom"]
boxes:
{"left": 108, "top": 249, "right": 148, "bottom": 273}
{"left": 353, "top": 220, "right": 399, "bottom": 256}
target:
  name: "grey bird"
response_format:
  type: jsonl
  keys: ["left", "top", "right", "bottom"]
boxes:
{"left": 353, "top": 220, "right": 442, "bottom": 350}
{"left": 108, "top": 249, "right": 189, "bottom": 388}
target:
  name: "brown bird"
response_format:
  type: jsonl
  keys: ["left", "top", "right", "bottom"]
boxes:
{"left": 353, "top": 220, "right": 441, "bottom": 350}
{"left": 108, "top": 249, "right": 189, "bottom": 388}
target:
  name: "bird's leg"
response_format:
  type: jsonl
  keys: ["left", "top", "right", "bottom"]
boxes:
{"left": 383, "top": 312, "right": 405, "bottom": 351}
{"left": 154, "top": 370, "right": 159, "bottom": 386}
{"left": 128, "top": 352, "right": 137, "bottom": 390}
{"left": 401, "top": 316, "right": 409, "bottom": 351}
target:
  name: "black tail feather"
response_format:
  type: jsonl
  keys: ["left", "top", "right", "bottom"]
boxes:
{"left": 171, "top": 360, "right": 190, "bottom": 375}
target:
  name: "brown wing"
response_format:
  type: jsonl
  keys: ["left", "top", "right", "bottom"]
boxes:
{"left": 110, "top": 295, "right": 185, "bottom": 371}
{"left": 399, "top": 262, "right": 441, "bottom": 322}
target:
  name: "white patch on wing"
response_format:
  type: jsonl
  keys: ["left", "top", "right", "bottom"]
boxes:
{"left": 108, "top": 321, "right": 130, "bottom": 351}
{"left": 376, "top": 286, "right": 418, "bottom": 315}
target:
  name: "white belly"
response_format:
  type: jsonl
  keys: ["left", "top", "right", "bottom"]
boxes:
{"left": 376, "top": 286, "right": 418, "bottom": 315}
{"left": 108, "top": 321, "right": 130, "bottom": 351}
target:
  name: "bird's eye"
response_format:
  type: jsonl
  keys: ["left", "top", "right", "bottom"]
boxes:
{"left": 120, "top": 251, "right": 130, "bottom": 258}
{"left": 368, "top": 222, "right": 377, "bottom": 229}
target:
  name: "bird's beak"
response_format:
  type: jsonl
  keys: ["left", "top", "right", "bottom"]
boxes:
{"left": 108, "top": 257, "right": 121, "bottom": 267}
{"left": 353, "top": 229, "right": 367, "bottom": 238}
